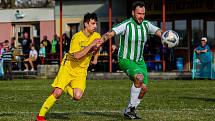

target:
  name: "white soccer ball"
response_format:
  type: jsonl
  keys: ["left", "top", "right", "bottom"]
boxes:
{"left": 161, "top": 30, "right": 179, "bottom": 48}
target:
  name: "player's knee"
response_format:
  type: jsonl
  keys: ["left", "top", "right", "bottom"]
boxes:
{"left": 73, "top": 93, "right": 82, "bottom": 101}
{"left": 53, "top": 88, "right": 63, "bottom": 99}
{"left": 135, "top": 74, "right": 144, "bottom": 82}
{"left": 73, "top": 91, "right": 83, "bottom": 101}
{"left": 134, "top": 74, "right": 144, "bottom": 88}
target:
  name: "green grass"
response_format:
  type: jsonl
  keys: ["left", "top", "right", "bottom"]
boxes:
{"left": 0, "top": 79, "right": 215, "bottom": 121}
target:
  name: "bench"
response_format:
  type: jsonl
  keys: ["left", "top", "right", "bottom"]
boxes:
{"left": 40, "top": 53, "right": 60, "bottom": 64}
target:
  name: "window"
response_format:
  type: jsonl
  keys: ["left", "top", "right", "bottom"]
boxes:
{"left": 191, "top": 20, "right": 203, "bottom": 48}
{"left": 160, "top": 21, "right": 173, "bottom": 30}
{"left": 67, "top": 23, "right": 79, "bottom": 39}
{"left": 175, "top": 20, "right": 187, "bottom": 47}
{"left": 207, "top": 21, "right": 215, "bottom": 48}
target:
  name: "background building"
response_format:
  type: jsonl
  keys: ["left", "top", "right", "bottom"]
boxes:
{"left": 55, "top": 0, "right": 215, "bottom": 71}
{"left": 0, "top": 0, "right": 55, "bottom": 50}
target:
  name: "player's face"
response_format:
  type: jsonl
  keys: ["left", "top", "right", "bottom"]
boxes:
{"left": 85, "top": 19, "right": 97, "bottom": 34}
{"left": 132, "top": 6, "right": 145, "bottom": 24}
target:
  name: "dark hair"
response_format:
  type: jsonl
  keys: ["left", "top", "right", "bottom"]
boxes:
{"left": 4, "top": 40, "right": 9, "bottom": 43}
{"left": 83, "top": 12, "right": 97, "bottom": 27}
{"left": 131, "top": 1, "right": 145, "bottom": 11}
{"left": 11, "top": 37, "right": 16, "bottom": 40}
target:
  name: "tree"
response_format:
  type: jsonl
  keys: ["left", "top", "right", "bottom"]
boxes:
{"left": 0, "top": 0, "right": 54, "bottom": 9}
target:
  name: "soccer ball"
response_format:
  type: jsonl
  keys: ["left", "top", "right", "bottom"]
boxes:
{"left": 161, "top": 30, "right": 179, "bottom": 48}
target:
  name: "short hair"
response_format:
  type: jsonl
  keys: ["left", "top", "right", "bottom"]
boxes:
{"left": 131, "top": 1, "right": 145, "bottom": 11}
{"left": 4, "top": 40, "right": 9, "bottom": 43}
{"left": 83, "top": 12, "right": 97, "bottom": 27}
{"left": 11, "top": 37, "right": 16, "bottom": 40}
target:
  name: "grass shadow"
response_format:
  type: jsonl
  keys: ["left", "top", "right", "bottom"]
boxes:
{"left": 180, "top": 96, "right": 215, "bottom": 102}
{"left": 47, "top": 112, "right": 70, "bottom": 120}
{"left": 81, "top": 111, "right": 123, "bottom": 119}
{"left": 0, "top": 113, "right": 15, "bottom": 117}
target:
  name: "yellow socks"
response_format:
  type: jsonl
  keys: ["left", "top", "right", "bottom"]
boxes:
{"left": 38, "top": 94, "right": 57, "bottom": 116}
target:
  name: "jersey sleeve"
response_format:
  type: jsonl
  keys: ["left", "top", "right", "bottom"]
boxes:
{"left": 69, "top": 34, "right": 81, "bottom": 53}
{"left": 112, "top": 21, "right": 128, "bottom": 35}
{"left": 93, "top": 32, "right": 102, "bottom": 40}
{"left": 147, "top": 21, "right": 160, "bottom": 35}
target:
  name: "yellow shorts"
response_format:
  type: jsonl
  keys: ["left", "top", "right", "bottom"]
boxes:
{"left": 51, "top": 59, "right": 87, "bottom": 92}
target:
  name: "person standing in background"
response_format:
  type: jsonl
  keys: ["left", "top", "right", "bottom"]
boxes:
{"left": 1, "top": 40, "right": 13, "bottom": 80}
{"left": 41, "top": 35, "right": 51, "bottom": 54}
{"left": 19, "top": 32, "right": 32, "bottom": 60}
{"left": 51, "top": 34, "right": 59, "bottom": 54}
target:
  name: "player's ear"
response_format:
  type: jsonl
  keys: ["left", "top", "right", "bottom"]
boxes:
{"left": 84, "top": 22, "right": 88, "bottom": 28}
{"left": 132, "top": 10, "right": 134, "bottom": 16}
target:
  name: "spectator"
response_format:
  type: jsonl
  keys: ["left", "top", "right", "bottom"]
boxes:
{"left": 24, "top": 45, "right": 38, "bottom": 71}
{"left": 62, "top": 33, "right": 71, "bottom": 54}
{"left": 194, "top": 37, "right": 212, "bottom": 78}
{"left": 11, "top": 37, "right": 22, "bottom": 71}
{"left": 1, "top": 40, "right": 13, "bottom": 80}
{"left": 19, "top": 32, "right": 32, "bottom": 60}
{"left": 39, "top": 43, "right": 46, "bottom": 64}
{"left": 112, "top": 44, "right": 118, "bottom": 72}
{"left": 0, "top": 43, "right": 4, "bottom": 77}
{"left": 10, "top": 37, "right": 16, "bottom": 48}
{"left": 51, "top": 34, "right": 59, "bottom": 54}
{"left": 41, "top": 35, "right": 51, "bottom": 54}
{"left": 0, "top": 43, "right": 3, "bottom": 56}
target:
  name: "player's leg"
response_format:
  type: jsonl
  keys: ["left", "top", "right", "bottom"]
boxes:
{"left": 64, "top": 86, "right": 84, "bottom": 100}
{"left": 69, "top": 72, "right": 86, "bottom": 101}
{"left": 38, "top": 88, "right": 63, "bottom": 116}
{"left": 119, "top": 59, "right": 147, "bottom": 119}
{"left": 73, "top": 88, "right": 83, "bottom": 100}
{"left": 37, "top": 60, "right": 71, "bottom": 121}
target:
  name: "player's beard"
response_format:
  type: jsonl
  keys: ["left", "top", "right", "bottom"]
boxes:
{"left": 133, "top": 16, "right": 143, "bottom": 25}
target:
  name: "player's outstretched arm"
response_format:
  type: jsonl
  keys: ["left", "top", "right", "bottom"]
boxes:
{"left": 155, "top": 29, "right": 163, "bottom": 38}
{"left": 101, "top": 30, "right": 115, "bottom": 43}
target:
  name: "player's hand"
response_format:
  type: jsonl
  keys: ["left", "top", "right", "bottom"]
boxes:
{"left": 91, "top": 60, "right": 98, "bottom": 65}
{"left": 88, "top": 38, "right": 103, "bottom": 53}
{"left": 90, "top": 38, "right": 103, "bottom": 47}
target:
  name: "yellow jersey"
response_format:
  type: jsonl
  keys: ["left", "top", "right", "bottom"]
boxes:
{"left": 68, "top": 31, "right": 101, "bottom": 69}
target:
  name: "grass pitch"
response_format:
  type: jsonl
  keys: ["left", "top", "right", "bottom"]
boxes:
{"left": 0, "top": 79, "right": 215, "bottom": 121}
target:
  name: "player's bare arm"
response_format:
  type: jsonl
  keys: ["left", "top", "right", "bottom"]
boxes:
{"left": 101, "top": 30, "right": 115, "bottom": 43}
{"left": 72, "top": 39, "right": 103, "bottom": 60}
{"left": 155, "top": 29, "right": 163, "bottom": 38}
{"left": 91, "top": 50, "right": 99, "bottom": 65}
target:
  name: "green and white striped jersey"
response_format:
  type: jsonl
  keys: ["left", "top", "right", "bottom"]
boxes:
{"left": 112, "top": 18, "right": 160, "bottom": 62}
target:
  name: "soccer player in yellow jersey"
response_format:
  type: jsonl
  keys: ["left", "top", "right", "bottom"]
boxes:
{"left": 36, "top": 13, "right": 103, "bottom": 121}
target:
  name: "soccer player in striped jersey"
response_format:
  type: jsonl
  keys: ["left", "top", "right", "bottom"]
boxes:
{"left": 103, "top": 1, "right": 163, "bottom": 119}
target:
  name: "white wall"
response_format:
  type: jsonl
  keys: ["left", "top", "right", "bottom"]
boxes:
{"left": 55, "top": 0, "right": 127, "bottom": 19}
{"left": 0, "top": 8, "right": 54, "bottom": 23}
